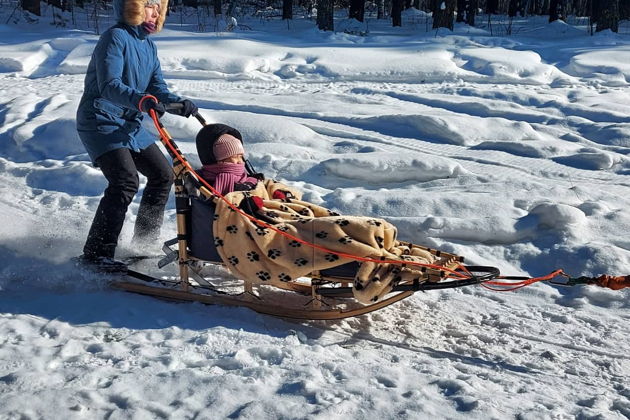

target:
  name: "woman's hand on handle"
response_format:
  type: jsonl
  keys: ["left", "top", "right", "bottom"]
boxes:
{"left": 138, "top": 95, "right": 166, "bottom": 117}
{"left": 167, "top": 99, "right": 198, "bottom": 118}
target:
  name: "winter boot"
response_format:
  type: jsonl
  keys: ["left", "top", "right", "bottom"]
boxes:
{"left": 74, "top": 254, "right": 128, "bottom": 274}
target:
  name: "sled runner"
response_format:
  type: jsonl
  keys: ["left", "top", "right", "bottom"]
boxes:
{"left": 110, "top": 98, "right": 629, "bottom": 320}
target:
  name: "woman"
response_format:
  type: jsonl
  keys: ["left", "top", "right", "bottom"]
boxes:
{"left": 76, "top": 0, "right": 197, "bottom": 272}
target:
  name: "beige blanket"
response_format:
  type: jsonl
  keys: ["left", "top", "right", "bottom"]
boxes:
{"left": 212, "top": 180, "right": 439, "bottom": 303}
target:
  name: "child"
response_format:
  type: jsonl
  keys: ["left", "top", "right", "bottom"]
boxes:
{"left": 195, "top": 123, "right": 290, "bottom": 200}
{"left": 196, "top": 124, "right": 259, "bottom": 195}
{"left": 195, "top": 123, "right": 437, "bottom": 304}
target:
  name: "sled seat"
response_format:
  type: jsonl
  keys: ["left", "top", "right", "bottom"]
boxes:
{"left": 188, "top": 197, "right": 359, "bottom": 278}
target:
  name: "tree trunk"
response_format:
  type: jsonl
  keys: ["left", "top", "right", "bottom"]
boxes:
{"left": 508, "top": 0, "right": 520, "bottom": 16}
{"left": 433, "top": 0, "right": 455, "bottom": 29}
{"left": 596, "top": 0, "right": 619, "bottom": 32}
{"left": 283, "top": 0, "right": 293, "bottom": 19}
{"left": 486, "top": 0, "right": 498, "bottom": 13}
{"left": 378, "top": 0, "right": 385, "bottom": 18}
{"left": 317, "top": 0, "right": 334, "bottom": 30}
{"left": 466, "top": 0, "right": 477, "bottom": 24}
{"left": 457, "top": 0, "right": 476, "bottom": 22}
{"left": 392, "top": 0, "right": 403, "bottom": 25}
{"left": 21, "top": 0, "right": 41, "bottom": 15}
{"left": 619, "top": 0, "right": 630, "bottom": 19}
{"left": 549, "top": 0, "right": 564, "bottom": 21}
{"left": 456, "top": 0, "right": 465, "bottom": 21}
{"left": 349, "top": 0, "right": 365, "bottom": 21}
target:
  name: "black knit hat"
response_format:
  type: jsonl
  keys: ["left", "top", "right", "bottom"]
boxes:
{"left": 196, "top": 123, "right": 243, "bottom": 165}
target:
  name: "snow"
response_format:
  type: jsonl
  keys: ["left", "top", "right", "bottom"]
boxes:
{"left": 1, "top": 10, "right": 630, "bottom": 419}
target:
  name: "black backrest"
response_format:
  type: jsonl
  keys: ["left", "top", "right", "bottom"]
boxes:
{"left": 189, "top": 198, "right": 222, "bottom": 262}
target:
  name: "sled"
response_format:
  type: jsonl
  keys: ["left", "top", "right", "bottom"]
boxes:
{"left": 112, "top": 145, "right": 499, "bottom": 319}
{"left": 110, "top": 98, "right": 629, "bottom": 320}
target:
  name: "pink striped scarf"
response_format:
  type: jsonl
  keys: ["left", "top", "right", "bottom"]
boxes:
{"left": 200, "top": 163, "right": 259, "bottom": 195}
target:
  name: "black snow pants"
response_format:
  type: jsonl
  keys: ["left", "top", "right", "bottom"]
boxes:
{"left": 83, "top": 143, "right": 174, "bottom": 259}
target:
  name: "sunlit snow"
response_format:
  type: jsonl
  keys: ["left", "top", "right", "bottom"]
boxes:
{"left": 0, "top": 10, "right": 629, "bottom": 419}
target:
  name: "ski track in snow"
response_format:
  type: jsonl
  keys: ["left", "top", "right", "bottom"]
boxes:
{"left": 1, "top": 20, "right": 629, "bottom": 419}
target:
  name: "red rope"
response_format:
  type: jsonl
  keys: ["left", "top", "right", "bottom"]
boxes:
{"left": 146, "top": 105, "right": 469, "bottom": 280}
{"left": 480, "top": 269, "right": 567, "bottom": 292}
{"left": 146, "top": 101, "right": 570, "bottom": 293}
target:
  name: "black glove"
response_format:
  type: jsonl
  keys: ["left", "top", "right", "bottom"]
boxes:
{"left": 139, "top": 97, "right": 166, "bottom": 117}
{"left": 168, "top": 99, "right": 198, "bottom": 118}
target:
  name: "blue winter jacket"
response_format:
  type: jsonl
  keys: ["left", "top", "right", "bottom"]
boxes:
{"left": 76, "top": 15, "right": 180, "bottom": 163}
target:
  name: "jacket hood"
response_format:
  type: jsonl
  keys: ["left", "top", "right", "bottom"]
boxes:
{"left": 196, "top": 124, "right": 244, "bottom": 165}
{"left": 113, "top": 0, "right": 169, "bottom": 32}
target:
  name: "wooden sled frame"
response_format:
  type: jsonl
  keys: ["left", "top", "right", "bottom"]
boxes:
{"left": 111, "top": 108, "right": 499, "bottom": 320}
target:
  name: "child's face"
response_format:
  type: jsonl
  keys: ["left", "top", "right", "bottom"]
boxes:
{"left": 220, "top": 154, "right": 244, "bottom": 164}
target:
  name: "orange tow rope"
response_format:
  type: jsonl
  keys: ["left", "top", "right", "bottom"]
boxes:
{"left": 145, "top": 102, "right": 468, "bottom": 280}
{"left": 145, "top": 98, "right": 629, "bottom": 293}
{"left": 594, "top": 275, "right": 630, "bottom": 290}
{"left": 480, "top": 271, "right": 630, "bottom": 292}
{"left": 480, "top": 269, "right": 567, "bottom": 292}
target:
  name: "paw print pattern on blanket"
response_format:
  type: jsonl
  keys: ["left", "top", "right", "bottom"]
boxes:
{"left": 338, "top": 236, "right": 353, "bottom": 244}
{"left": 212, "top": 180, "right": 440, "bottom": 305}
{"left": 294, "top": 258, "right": 308, "bottom": 267}
{"left": 267, "top": 249, "right": 282, "bottom": 259}
{"left": 256, "top": 271, "right": 271, "bottom": 281}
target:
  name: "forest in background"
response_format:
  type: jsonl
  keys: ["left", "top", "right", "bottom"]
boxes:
{"left": 4, "top": 0, "right": 630, "bottom": 35}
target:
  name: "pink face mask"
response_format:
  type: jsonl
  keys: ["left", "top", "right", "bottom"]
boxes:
{"left": 142, "top": 21, "right": 157, "bottom": 33}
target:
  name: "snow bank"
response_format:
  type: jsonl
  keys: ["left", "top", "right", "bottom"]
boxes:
{"left": 0, "top": 41, "right": 53, "bottom": 73}
{"left": 320, "top": 151, "right": 467, "bottom": 184}
{"left": 566, "top": 46, "right": 630, "bottom": 86}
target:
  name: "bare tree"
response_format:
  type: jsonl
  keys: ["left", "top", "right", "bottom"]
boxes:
{"left": 486, "top": 0, "right": 498, "bottom": 13}
{"left": 213, "top": 0, "right": 222, "bottom": 16}
{"left": 317, "top": 0, "right": 334, "bottom": 30}
{"left": 549, "top": 0, "right": 565, "bottom": 21}
{"left": 508, "top": 0, "right": 522, "bottom": 16}
{"left": 457, "top": 0, "right": 477, "bottom": 23}
{"left": 21, "top": 0, "right": 41, "bottom": 15}
{"left": 595, "top": 0, "right": 619, "bottom": 32}
{"left": 283, "top": 0, "right": 293, "bottom": 19}
{"left": 349, "top": 0, "right": 365, "bottom": 21}
{"left": 456, "top": 0, "right": 465, "bottom": 20}
{"left": 392, "top": 0, "right": 404, "bottom": 25}
{"left": 467, "top": 0, "right": 477, "bottom": 24}
{"left": 433, "top": 0, "right": 456, "bottom": 29}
